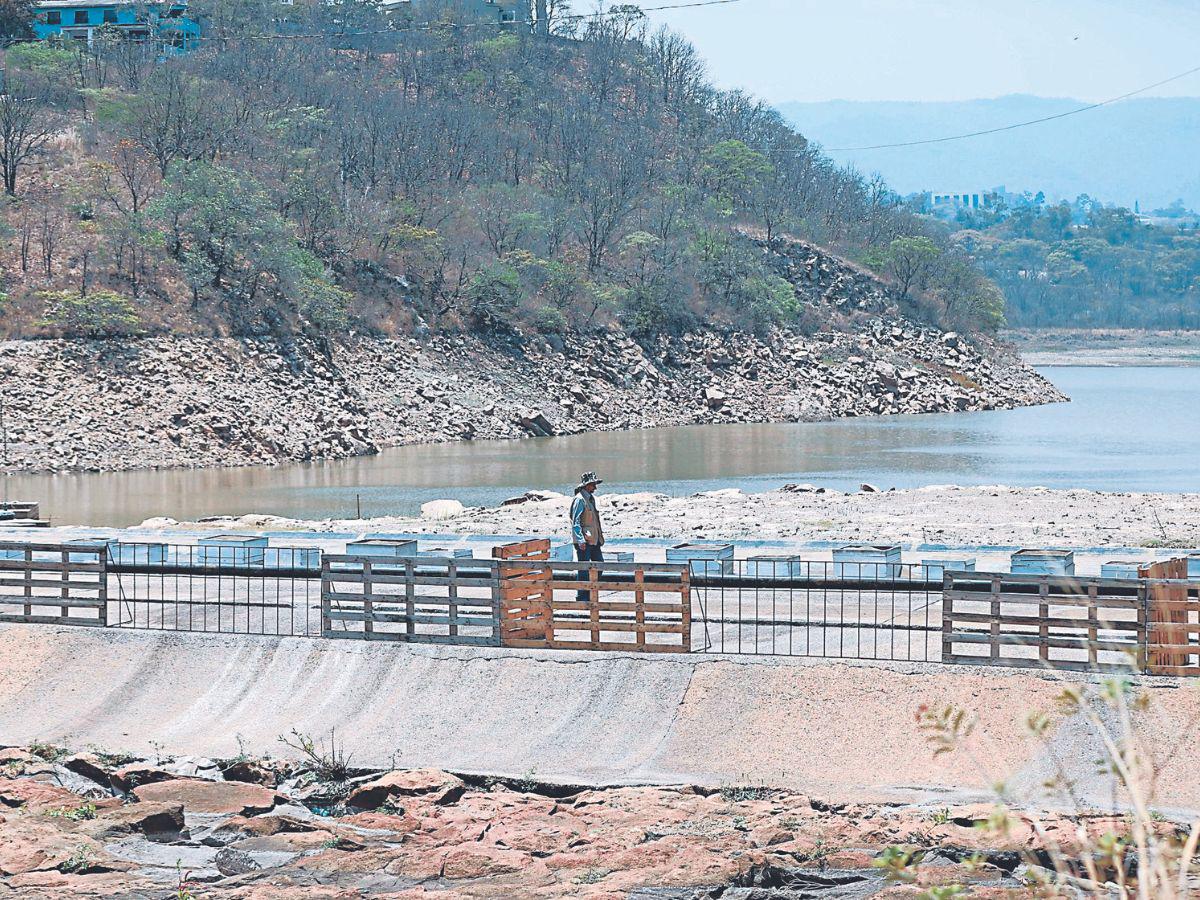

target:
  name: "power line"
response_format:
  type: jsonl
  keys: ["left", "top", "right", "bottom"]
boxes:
{"left": 196, "top": 0, "right": 743, "bottom": 43}
{"left": 822, "top": 62, "right": 1200, "bottom": 152}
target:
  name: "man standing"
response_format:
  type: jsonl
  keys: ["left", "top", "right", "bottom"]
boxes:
{"left": 571, "top": 471, "right": 605, "bottom": 601}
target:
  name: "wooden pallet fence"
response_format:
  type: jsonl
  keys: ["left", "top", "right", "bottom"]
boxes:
{"left": 320, "top": 554, "right": 500, "bottom": 645}
{"left": 942, "top": 571, "right": 1145, "bottom": 673}
{"left": 494, "top": 539, "right": 553, "bottom": 645}
{"left": 0, "top": 541, "right": 107, "bottom": 627}
{"left": 1141, "top": 559, "right": 1200, "bottom": 676}
{"left": 497, "top": 550, "right": 691, "bottom": 653}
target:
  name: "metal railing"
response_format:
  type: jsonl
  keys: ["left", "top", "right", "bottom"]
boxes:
{"left": 689, "top": 559, "right": 944, "bottom": 661}
{"left": 1, "top": 538, "right": 1196, "bottom": 676}
{"left": 107, "top": 542, "right": 322, "bottom": 636}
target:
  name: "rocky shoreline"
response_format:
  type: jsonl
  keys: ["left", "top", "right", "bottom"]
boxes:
{"left": 0, "top": 741, "right": 1154, "bottom": 898}
{"left": 0, "top": 324, "right": 1061, "bottom": 476}
{"left": 0, "top": 240, "right": 1064, "bottom": 476}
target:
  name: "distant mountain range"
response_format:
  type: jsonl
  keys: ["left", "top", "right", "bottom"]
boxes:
{"left": 778, "top": 95, "right": 1200, "bottom": 211}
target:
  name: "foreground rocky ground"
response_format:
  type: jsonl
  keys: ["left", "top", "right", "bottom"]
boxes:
{"left": 0, "top": 241, "right": 1062, "bottom": 475}
{"left": 183, "top": 484, "right": 1200, "bottom": 552}
{"left": 0, "top": 741, "right": 1168, "bottom": 898}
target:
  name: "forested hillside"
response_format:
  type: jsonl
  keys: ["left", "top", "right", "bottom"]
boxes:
{"left": 950, "top": 200, "right": 1200, "bottom": 328}
{"left": 0, "top": 0, "right": 1003, "bottom": 342}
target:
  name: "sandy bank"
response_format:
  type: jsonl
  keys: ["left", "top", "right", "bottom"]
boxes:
{"left": 1009, "top": 328, "right": 1200, "bottom": 367}
{"left": 162, "top": 485, "right": 1200, "bottom": 553}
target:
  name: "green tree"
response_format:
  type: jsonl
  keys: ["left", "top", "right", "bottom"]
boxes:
{"left": 465, "top": 263, "right": 520, "bottom": 327}
{"left": 150, "top": 162, "right": 307, "bottom": 323}
{"left": 700, "top": 140, "right": 773, "bottom": 215}
{"left": 875, "top": 236, "right": 941, "bottom": 300}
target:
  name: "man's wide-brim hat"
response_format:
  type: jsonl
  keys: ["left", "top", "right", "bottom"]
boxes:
{"left": 575, "top": 471, "right": 604, "bottom": 492}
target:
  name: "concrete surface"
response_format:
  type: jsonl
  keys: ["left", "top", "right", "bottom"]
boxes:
{"left": 1, "top": 624, "right": 1198, "bottom": 814}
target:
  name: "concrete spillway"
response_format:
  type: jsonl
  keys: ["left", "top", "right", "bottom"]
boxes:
{"left": 1, "top": 624, "right": 1198, "bottom": 813}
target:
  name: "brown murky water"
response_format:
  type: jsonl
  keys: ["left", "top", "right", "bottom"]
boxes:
{"left": 2, "top": 367, "right": 1192, "bottom": 527}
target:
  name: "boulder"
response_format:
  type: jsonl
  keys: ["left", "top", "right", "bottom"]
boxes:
{"left": 515, "top": 411, "right": 555, "bottom": 437}
{"left": 61, "top": 754, "right": 111, "bottom": 788}
{"left": 441, "top": 843, "right": 529, "bottom": 880}
{"left": 703, "top": 387, "right": 727, "bottom": 409}
{"left": 109, "top": 765, "right": 185, "bottom": 794}
{"left": 91, "top": 802, "right": 185, "bottom": 838}
{"left": 420, "top": 499, "right": 464, "bottom": 520}
{"left": 215, "top": 847, "right": 261, "bottom": 877}
{"left": 220, "top": 760, "right": 276, "bottom": 787}
{"left": 346, "top": 769, "right": 466, "bottom": 810}
{"left": 859, "top": 483, "right": 880, "bottom": 493}
{"left": 780, "top": 483, "right": 824, "bottom": 494}
{"left": 132, "top": 780, "right": 277, "bottom": 816}
{"left": 0, "top": 778, "right": 84, "bottom": 812}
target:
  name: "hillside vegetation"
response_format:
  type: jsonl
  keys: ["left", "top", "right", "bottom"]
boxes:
{"left": 951, "top": 198, "right": 1200, "bottom": 329}
{"left": 0, "top": 0, "right": 1004, "bottom": 343}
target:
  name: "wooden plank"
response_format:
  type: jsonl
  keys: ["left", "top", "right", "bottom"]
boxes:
{"left": 545, "top": 579, "right": 686, "bottom": 593}
{"left": 990, "top": 574, "right": 1001, "bottom": 663}
{"left": 549, "top": 621, "right": 687, "bottom": 635}
{"left": 0, "top": 577, "right": 104, "bottom": 591}
{"left": 0, "top": 614, "right": 104, "bottom": 626}
{"left": 325, "top": 610, "right": 499, "bottom": 627}
{"left": 945, "top": 611, "right": 1140, "bottom": 630}
{"left": 946, "top": 632, "right": 1138, "bottom": 651}
{"left": 0, "top": 596, "right": 108, "bottom": 608}
{"left": 547, "top": 600, "right": 687, "bottom": 614}
{"left": 946, "top": 590, "right": 1141, "bottom": 609}
{"left": 1038, "top": 579, "right": 1049, "bottom": 664}
{"left": 0, "top": 542, "right": 104, "bottom": 554}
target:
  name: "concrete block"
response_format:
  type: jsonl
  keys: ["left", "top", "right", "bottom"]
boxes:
{"left": 345, "top": 538, "right": 419, "bottom": 559}
{"left": 1101, "top": 560, "right": 1144, "bottom": 580}
{"left": 666, "top": 543, "right": 734, "bottom": 576}
{"left": 197, "top": 535, "right": 268, "bottom": 567}
{"left": 745, "top": 556, "right": 807, "bottom": 579}
{"left": 833, "top": 545, "right": 902, "bottom": 580}
{"left": 264, "top": 547, "right": 321, "bottom": 569}
{"left": 417, "top": 547, "right": 474, "bottom": 559}
{"left": 1010, "top": 549, "right": 1074, "bottom": 576}
{"left": 920, "top": 557, "right": 977, "bottom": 581}
{"left": 108, "top": 542, "right": 169, "bottom": 565}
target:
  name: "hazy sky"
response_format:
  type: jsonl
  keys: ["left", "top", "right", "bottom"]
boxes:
{"left": 645, "top": 0, "right": 1200, "bottom": 104}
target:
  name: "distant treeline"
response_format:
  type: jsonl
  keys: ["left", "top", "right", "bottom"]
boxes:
{"left": 948, "top": 199, "right": 1200, "bottom": 329}
{"left": 0, "top": 0, "right": 1002, "bottom": 340}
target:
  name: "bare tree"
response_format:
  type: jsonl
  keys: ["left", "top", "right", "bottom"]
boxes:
{"left": 0, "top": 87, "right": 58, "bottom": 195}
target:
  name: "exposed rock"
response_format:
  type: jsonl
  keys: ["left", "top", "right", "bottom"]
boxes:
{"left": 90, "top": 802, "right": 185, "bottom": 838}
{"left": 420, "top": 499, "right": 465, "bottom": 520}
{"left": 220, "top": 760, "right": 277, "bottom": 786}
{"left": 131, "top": 779, "right": 277, "bottom": 816}
{"left": 61, "top": 754, "right": 111, "bottom": 788}
{"left": 0, "top": 237, "right": 1064, "bottom": 476}
{"left": 346, "top": 769, "right": 466, "bottom": 809}
{"left": 214, "top": 847, "right": 262, "bottom": 876}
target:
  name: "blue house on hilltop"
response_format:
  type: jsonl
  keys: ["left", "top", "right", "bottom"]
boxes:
{"left": 32, "top": 0, "right": 200, "bottom": 53}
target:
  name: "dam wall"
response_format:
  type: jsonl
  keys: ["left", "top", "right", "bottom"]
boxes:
{"left": 2, "top": 625, "right": 1198, "bottom": 813}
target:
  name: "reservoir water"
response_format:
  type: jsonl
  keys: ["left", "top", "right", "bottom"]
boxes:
{"left": 5, "top": 366, "right": 1197, "bottom": 527}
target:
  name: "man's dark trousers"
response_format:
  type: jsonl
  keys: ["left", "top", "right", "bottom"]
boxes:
{"left": 575, "top": 543, "right": 604, "bottom": 601}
